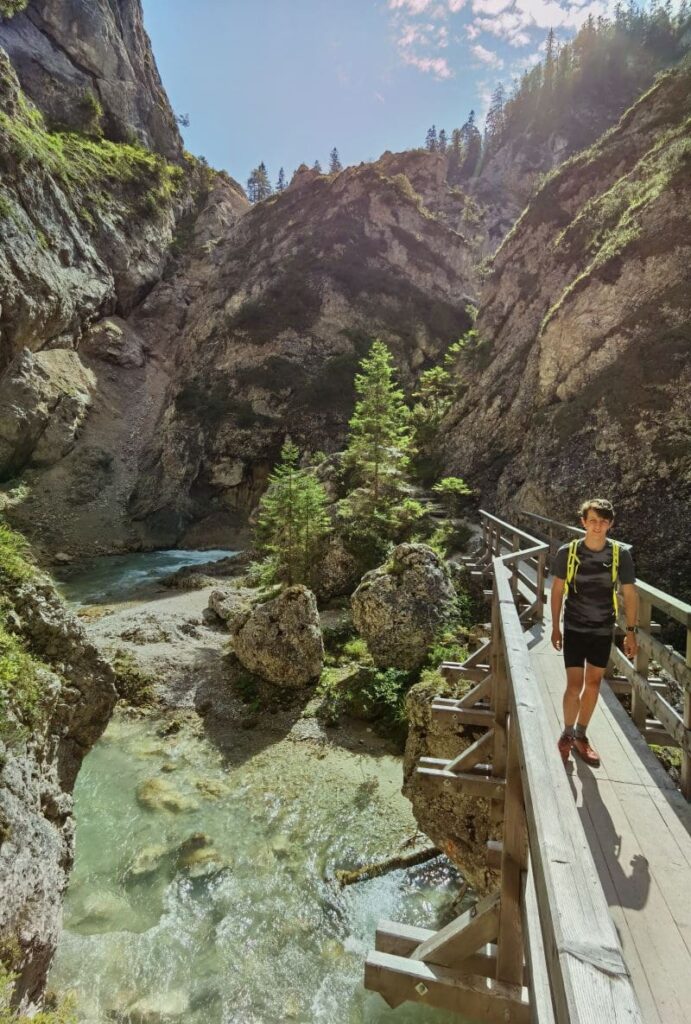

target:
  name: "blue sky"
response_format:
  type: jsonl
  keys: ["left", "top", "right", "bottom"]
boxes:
{"left": 142, "top": 0, "right": 621, "bottom": 189}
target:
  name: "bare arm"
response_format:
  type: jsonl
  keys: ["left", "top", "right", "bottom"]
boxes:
{"left": 621, "top": 583, "right": 638, "bottom": 659}
{"left": 551, "top": 577, "right": 565, "bottom": 650}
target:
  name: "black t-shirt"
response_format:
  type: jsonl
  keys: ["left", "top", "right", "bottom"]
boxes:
{"left": 552, "top": 539, "right": 636, "bottom": 635}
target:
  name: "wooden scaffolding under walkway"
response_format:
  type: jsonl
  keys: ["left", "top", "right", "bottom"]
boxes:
{"left": 364, "top": 511, "right": 691, "bottom": 1024}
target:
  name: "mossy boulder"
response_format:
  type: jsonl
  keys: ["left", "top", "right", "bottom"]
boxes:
{"left": 231, "top": 585, "right": 324, "bottom": 688}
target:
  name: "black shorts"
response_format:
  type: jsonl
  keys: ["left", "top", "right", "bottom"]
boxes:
{"left": 563, "top": 629, "right": 612, "bottom": 670}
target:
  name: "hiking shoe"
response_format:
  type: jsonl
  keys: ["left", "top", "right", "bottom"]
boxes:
{"left": 573, "top": 736, "right": 600, "bottom": 767}
{"left": 557, "top": 734, "right": 573, "bottom": 763}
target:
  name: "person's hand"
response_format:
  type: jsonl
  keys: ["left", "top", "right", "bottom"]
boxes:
{"left": 551, "top": 628, "right": 562, "bottom": 651}
{"left": 624, "top": 633, "right": 638, "bottom": 660}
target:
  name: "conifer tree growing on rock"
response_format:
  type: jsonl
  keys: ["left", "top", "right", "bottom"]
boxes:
{"left": 246, "top": 161, "right": 272, "bottom": 202}
{"left": 255, "top": 439, "right": 331, "bottom": 587}
{"left": 329, "top": 147, "right": 342, "bottom": 173}
{"left": 340, "top": 341, "right": 418, "bottom": 564}
{"left": 276, "top": 166, "right": 286, "bottom": 191}
{"left": 425, "top": 125, "right": 438, "bottom": 151}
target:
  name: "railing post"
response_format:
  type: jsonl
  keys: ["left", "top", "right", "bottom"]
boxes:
{"left": 632, "top": 597, "right": 651, "bottom": 732}
{"left": 491, "top": 572, "right": 508, "bottom": 824}
{"left": 496, "top": 712, "right": 528, "bottom": 985}
{"left": 535, "top": 549, "right": 546, "bottom": 622}
{"left": 683, "top": 625, "right": 691, "bottom": 800}
{"left": 510, "top": 534, "right": 520, "bottom": 604}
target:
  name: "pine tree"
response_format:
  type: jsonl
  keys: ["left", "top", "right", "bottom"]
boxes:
{"left": 247, "top": 162, "right": 272, "bottom": 203}
{"left": 448, "top": 127, "right": 462, "bottom": 181}
{"left": 313, "top": 159, "right": 323, "bottom": 173}
{"left": 460, "top": 111, "right": 481, "bottom": 177}
{"left": 425, "top": 125, "right": 438, "bottom": 151}
{"left": 343, "top": 340, "right": 412, "bottom": 510}
{"left": 484, "top": 84, "right": 505, "bottom": 142}
{"left": 329, "top": 147, "right": 343, "bottom": 173}
{"left": 255, "top": 439, "right": 331, "bottom": 587}
{"left": 438, "top": 128, "right": 448, "bottom": 153}
{"left": 276, "top": 166, "right": 286, "bottom": 191}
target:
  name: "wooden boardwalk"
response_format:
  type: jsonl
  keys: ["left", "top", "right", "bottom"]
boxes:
{"left": 528, "top": 595, "right": 691, "bottom": 1024}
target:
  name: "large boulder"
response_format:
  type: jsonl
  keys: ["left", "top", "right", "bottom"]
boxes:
{"left": 231, "top": 586, "right": 324, "bottom": 687}
{"left": 403, "top": 673, "right": 498, "bottom": 894}
{"left": 351, "top": 544, "right": 456, "bottom": 669}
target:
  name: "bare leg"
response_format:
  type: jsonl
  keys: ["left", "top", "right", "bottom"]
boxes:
{"left": 576, "top": 663, "right": 606, "bottom": 729}
{"left": 563, "top": 666, "right": 585, "bottom": 727}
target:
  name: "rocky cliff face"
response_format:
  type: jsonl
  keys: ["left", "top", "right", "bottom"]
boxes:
{"left": 0, "top": 0, "right": 182, "bottom": 158}
{"left": 0, "top": 553, "right": 116, "bottom": 1007}
{"left": 440, "top": 65, "right": 691, "bottom": 593}
{"left": 124, "top": 156, "right": 476, "bottom": 548}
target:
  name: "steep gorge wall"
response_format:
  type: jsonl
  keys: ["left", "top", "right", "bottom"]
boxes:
{"left": 0, "top": 0, "right": 182, "bottom": 158}
{"left": 0, "top": 542, "right": 116, "bottom": 1007}
{"left": 440, "top": 66, "right": 691, "bottom": 594}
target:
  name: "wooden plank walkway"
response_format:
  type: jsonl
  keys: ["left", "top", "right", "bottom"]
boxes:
{"left": 528, "top": 594, "right": 691, "bottom": 1024}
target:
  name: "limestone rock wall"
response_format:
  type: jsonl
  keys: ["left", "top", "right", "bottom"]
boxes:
{"left": 0, "top": 570, "right": 116, "bottom": 1007}
{"left": 440, "top": 66, "right": 691, "bottom": 594}
{"left": 0, "top": 0, "right": 182, "bottom": 158}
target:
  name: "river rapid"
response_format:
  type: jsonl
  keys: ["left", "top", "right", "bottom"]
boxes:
{"left": 49, "top": 552, "right": 472, "bottom": 1024}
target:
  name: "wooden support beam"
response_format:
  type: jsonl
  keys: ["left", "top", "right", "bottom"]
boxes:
{"left": 364, "top": 951, "right": 530, "bottom": 1024}
{"left": 611, "top": 646, "right": 691, "bottom": 753}
{"left": 412, "top": 891, "right": 501, "bottom": 968}
{"left": 487, "top": 840, "right": 503, "bottom": 870}
{"left": 447, "top": 729, "right": 494, "bottom": 773}
{"left": 415, "top": 765, "right": 506, "bottom": 801}
{"left": 431, "top": 706, "right": 494, "bottom": 728}
{"left": 375, "top": 919, "right": 530, "bottom": 987}
{"left": 440, "top": 663, "right": 488, "bottom": 682}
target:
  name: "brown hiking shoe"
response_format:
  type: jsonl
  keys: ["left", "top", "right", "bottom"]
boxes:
{"left": 557, "top": 733, "right": 573, "bottom": 763}
{"left": 573, "top": 736, "right": 600, "bottom": 767}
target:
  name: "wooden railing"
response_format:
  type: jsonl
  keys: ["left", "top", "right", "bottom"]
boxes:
{"left": 364, "top": 512, "right": 643, "bottom": 1023}
{"left": 521, "top": 510, "right": 691, "bottom": 799}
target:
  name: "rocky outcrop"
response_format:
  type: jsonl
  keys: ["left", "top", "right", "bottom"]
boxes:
{"left": 0, "top": 0, "right": 182, "bottom": 158}
{"left": 0, "top": 347, "right": 94, "bottom": 478}
{"left": 351, "top": 544, "right": 456, "bottom": 670}
{"left": 231, "top": 586, "right": 324, "bottom": 687}
{"left": 403, "top": 674, "right": 498, "bottom": 893}
{"left": 0, "top": 561, "right": 116, "bottom": 1006}
{"left": 440, "top": 65, "right": 691, "bottom": 595}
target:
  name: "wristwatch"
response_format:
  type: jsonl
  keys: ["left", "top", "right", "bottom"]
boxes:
{"left": 626, "top": 626, "right": 638, "bottom": 633}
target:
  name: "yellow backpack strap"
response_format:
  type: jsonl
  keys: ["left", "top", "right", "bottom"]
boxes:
{"left": 612, "top": 541, "right": 620, "bottom": 617}
{"left": 564, "top": 538, "right": 580, "bottom": 598}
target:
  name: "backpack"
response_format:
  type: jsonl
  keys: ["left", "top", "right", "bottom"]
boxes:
{"left": 563, "top": 538, "right": 621, "bottom": 616}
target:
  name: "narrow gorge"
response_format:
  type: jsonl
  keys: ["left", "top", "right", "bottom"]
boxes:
{"left": 0, "top": 2, "right": 689, "bottom": 1022}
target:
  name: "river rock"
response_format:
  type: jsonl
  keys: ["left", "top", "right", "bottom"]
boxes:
{"left": 135, "top": 777, "right": 198, "bottom": 814}
{"left": 125, "top": 990, "right": 190, "bottom": 1024}
{"left": 315, "top": 536, "right": 360, "bottom": 602}
{"left": 351, "top": 544, "right": 456, "bottom": 669}
{"left": 231, "top": 586, "right": 324, "bottom": 687}
{"left": 124, "top": 844, "right": 169, "bottom": 881}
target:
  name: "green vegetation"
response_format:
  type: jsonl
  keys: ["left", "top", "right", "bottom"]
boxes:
{"left": 110, "top": 650, "right": 156, "bottom": 707}
{"left": 255, "top": 438, "right": 331, "bottom": 587}
{"left": 0, "top": 964, "right": 75, "bottom": 1024}
{"left": 339, "top": 340, "right": 413, "bottom": 556}
{"left": 0, "top": 90, "right": 183, "bottom": 223}
{"left": 0, "top": 524, "right": 53, "bottom": 738}
{"left": 0, "top": 2, "right": 28, "bottom": 18}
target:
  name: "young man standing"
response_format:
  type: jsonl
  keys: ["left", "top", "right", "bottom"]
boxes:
{"left": 551, "top": 498, "right": 638, "bottom": 766}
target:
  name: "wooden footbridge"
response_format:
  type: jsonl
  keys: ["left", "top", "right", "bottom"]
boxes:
{"left": 365, "top": 511, "right": 691, "bottom": 1023}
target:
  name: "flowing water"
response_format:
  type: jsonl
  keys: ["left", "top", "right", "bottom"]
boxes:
{"left": 49, "top": 552, "right": 472, "bottom": 1023}
{"left": 56, "top": 549, "right": 237, "bottom": 606}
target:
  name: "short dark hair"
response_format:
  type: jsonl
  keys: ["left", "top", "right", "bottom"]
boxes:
{"left": 579, "top": 497, "right": 614, "bottom": 522}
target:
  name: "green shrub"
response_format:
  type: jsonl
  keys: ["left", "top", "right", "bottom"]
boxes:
{"left": 110, "top": 650, "right": 156, "bottom": 707}
{"left": 0, "top": 963, "right": 76, "bottom": 1023}
{"left": 0, "top": 2, "right": 28, "bottom": 18}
